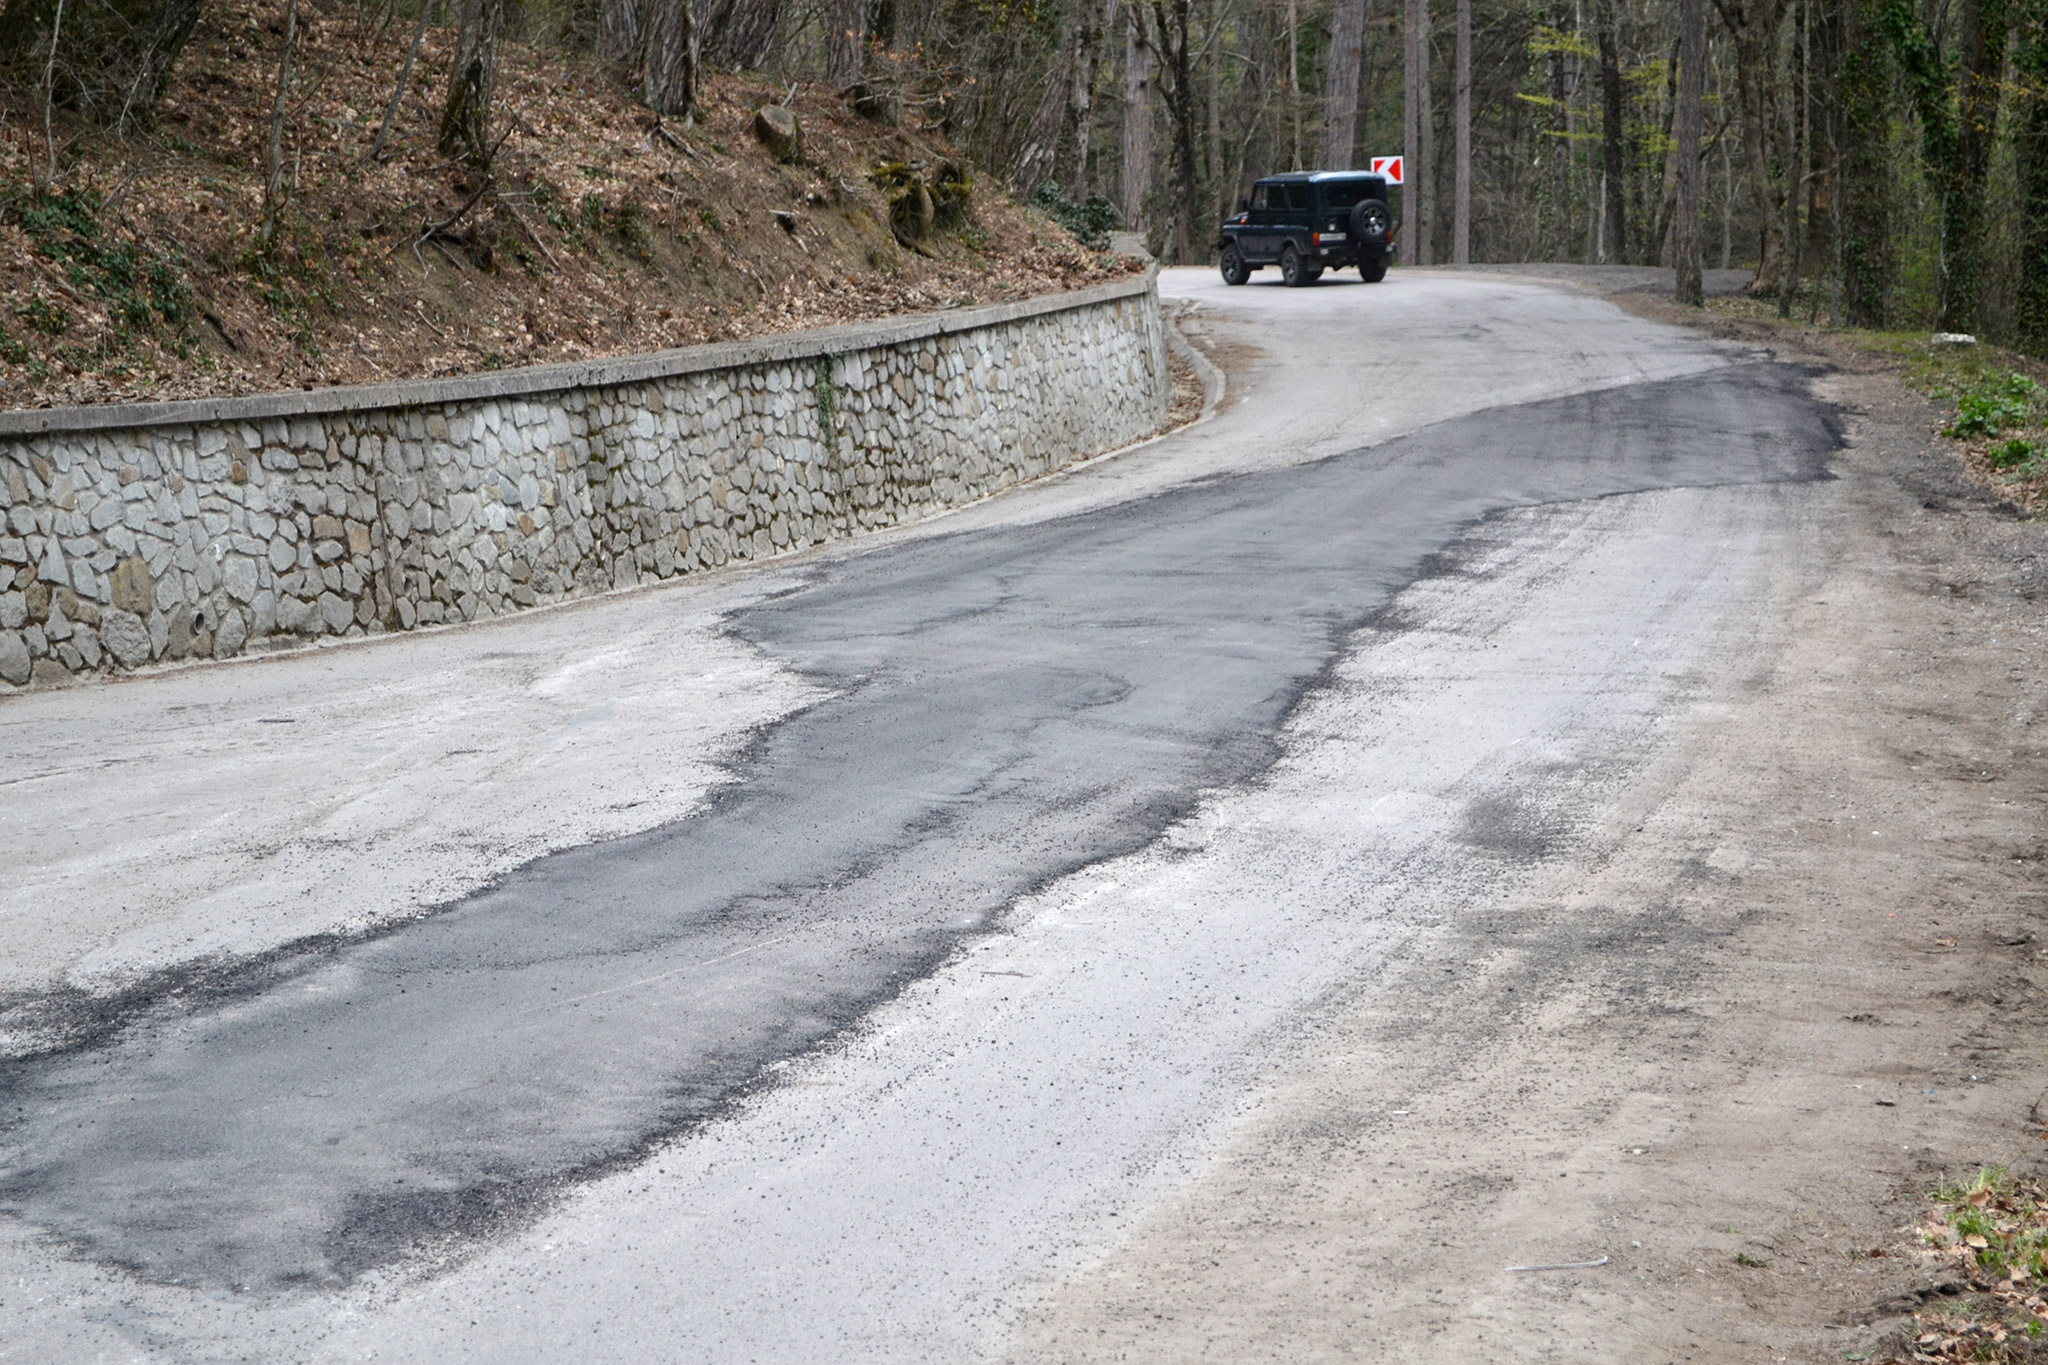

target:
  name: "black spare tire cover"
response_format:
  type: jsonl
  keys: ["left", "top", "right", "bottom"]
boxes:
{"left": 1349, "top": 198, "right": 1392, "bottom": 244}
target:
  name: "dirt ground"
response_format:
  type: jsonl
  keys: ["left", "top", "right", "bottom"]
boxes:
{"left": 1003, "top": 298, "right": 2048, "bottom": 1362}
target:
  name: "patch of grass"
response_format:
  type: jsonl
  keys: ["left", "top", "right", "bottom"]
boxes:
{"left": 1931, "top": 1168, "right": 2048, "bottom": 1281}
{"left": 1893, "top": 1169, "right": 2048, "bottom": 1363}
{"left": 1733, "top": 1251, "right": 1771, "bottom": 1268}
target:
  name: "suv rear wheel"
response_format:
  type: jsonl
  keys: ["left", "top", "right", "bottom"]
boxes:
{"left": 1360, "top": 257, "right": 1388, "bottom": 283}
{"left": 1280, "top": 243, "right": 1313, "bottom": 288}
{"left": 1220, "top": 244, "right": 1250, "bottom": 286}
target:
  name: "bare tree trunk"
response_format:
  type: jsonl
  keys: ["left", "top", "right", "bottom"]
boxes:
{"left": 1204, "top": 0, "right": 1221, "bottom": 196}
{"left": 1453, "top": 0, "right": 1469, "bottom": 261}
{"left": 1596, "top": 0, "right": 1624, "bottom": 262}
{"left": 1777, "top": 0, "right": 1805, "bottom": 316}
{"left": 1417, "top": 0, "right": 1433, "bottom": 263}
{"left": 1123, "top": 2, "right": 1156, "bottom": 232}
{"left": 1720, "top": 113, "right": 1734, "bottom": 269}
{"left": 439, "top": 0, "right": 506, "bottom": 166}
{"left": 1547, "top": 0, "right": 1569, "bottom": 258}
{"left": 262, "top": 0, "right": 301, "bottom": 239}
{"left": 1945, "top": 0, "right": 2010, "bottom": 331}
{"left": 34, "top": 0, "right": 63, "bottom": 187}
{"left": 641, "top": 0, "right": 697, "bottom": 116}
{"left": 696, "top": 0, "right": 774, "bottom": 65}
{"left": 1838, "top": 0, "right": 1891, "bottom": 324}
{"left": 827, "top": 0, "right": 864, "bottom": 88}
{"left": 1714, "top": 0, "right": 1788, "bottom": 294}
{"left": 599, "top": 0, "right": 639, "bottom": 62}
{"left": 1151, "top": 0, "right": 1203, "bottom": 261}
{"left": 1057, "top": 0, "right": 1110, "bottom": 189}
{"left": 1402, "top": 0, "right": 1421, "bottom": 263}
{"left": 2013, "top": 0, "right": 2048, "bottom": 347}
{"left": 369, "top": 1, "right": 432, "bottom": 160}
{"left": 1015, "top": 55, "right": 1067, "bottom": 188}
{"left": 1649, "top": 37, "right": 1680, "bottom": 262}
{"left": 1286, "top": 0, "right": 1301, "bottom": 168}
{"left": 1675, "top": 0, "right": 1706, "bottom": 302}
{"left": 1320, "top": 0, "right": 1365, "bottom": 168}
{"left": 703, "top": 0, "right": 780, "bottom": 66}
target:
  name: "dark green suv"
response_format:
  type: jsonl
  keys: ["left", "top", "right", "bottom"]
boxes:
{"left": 1217, "top": 172, "right": 1394, "bottom": 287}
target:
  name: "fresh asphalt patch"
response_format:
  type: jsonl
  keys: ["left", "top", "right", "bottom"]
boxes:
{"left": 0, "top": 361, "right": 1839, "bottom": 1292}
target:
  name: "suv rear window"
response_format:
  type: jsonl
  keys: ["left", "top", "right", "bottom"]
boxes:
{"left": 1319, "top": 178, "right": 1386, "bottom": 210}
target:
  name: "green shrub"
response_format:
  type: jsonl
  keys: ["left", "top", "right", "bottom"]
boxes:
{"left": 1989, "top": 437, "right": 2038, "bottom": 469}
{"left": 1029, "top": 180, "right": 1119, "bottom": 250}
{"left": 1947, "top": 372, "right": 2038, "bottom": 438}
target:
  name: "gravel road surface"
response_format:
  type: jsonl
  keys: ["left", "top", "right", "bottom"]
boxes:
{"left": 3, "top": 267, "right": 1983, "bottom": 1363}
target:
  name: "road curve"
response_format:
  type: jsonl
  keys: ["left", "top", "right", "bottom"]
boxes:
{"left": 0, "top": 268, "right": 1836, "bottom": 1361}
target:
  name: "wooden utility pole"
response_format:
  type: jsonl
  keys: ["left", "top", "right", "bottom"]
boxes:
{"left": 1454, "top": 0, "right": 1470, "bottom": 262}
{"left": 1402, "top": 0, "right": 1420, "bottom": 263}
{"left": 1674, "top": 0, "right": 1705, "bottom": 303}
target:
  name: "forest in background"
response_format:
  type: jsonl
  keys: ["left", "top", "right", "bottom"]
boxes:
{"left": 2, "top": 0, "right": 2047, "bottom": 363}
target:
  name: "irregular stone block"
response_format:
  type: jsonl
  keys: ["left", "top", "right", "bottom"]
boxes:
{"left": 0, "top": 628, "right": 26, "bottom": 684}
{"left": 100, "top": 608, "right": 151, "bottom": 668}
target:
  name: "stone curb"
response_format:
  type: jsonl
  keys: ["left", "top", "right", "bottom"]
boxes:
{"left": 0, "top": 268, "right": 1158, "bottom": 437}
{"left": 1162, "top": 306, "right": 1225, "bottom": 421}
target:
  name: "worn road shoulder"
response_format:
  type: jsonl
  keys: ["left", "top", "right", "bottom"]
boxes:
{"left": 1001, "top": 338, "right": 2048, "bottom": 1364}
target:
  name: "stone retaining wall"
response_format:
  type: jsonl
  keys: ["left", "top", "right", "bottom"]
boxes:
{"left": 0, "top": 271, "right": 1165, "bottom": 687}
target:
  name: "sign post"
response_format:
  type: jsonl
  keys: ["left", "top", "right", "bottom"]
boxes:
{"left": 1370, "top": 156, "right": 1405, "bottom": 184}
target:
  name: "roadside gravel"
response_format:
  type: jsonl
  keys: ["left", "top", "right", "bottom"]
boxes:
{"left": 1003, "top": 293, "right": 2048, "bottom": 1365}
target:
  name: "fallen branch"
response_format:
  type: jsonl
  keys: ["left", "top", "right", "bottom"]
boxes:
{"left": 25, "top": 255, "right": 92, "bottom": 309}
{"left": 415, "top": 176, "right": 493, "bottom": 248}
{"left": 500, "top": 200, "right": 565, "bottom": 272}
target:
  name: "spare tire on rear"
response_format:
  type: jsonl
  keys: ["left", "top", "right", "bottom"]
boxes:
{"left": 1349, "top": 197, "right": 1392, "bottom": 244}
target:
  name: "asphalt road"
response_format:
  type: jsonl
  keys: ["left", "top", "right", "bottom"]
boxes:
{"left": 0, "top": 268, "right": 1839, "bottom": 1360}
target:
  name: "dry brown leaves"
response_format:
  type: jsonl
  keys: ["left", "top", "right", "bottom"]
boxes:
{"left": 1876, "top": 1173, "right": 2048, "bottom": 1364}
{"left": 0, "top": 1, "right": 1135, "bottom": 409}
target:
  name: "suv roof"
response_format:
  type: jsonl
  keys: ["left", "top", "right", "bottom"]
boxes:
{"left": 1256, "top": 171, "right": 1387, "bottom": 183}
